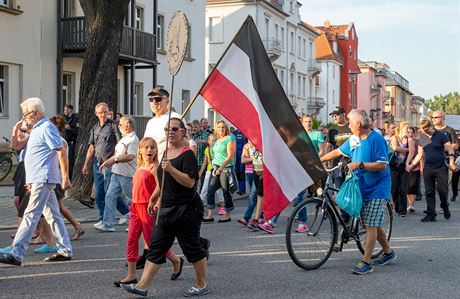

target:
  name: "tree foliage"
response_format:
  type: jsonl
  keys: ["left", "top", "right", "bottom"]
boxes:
{"left": 425, "top": 92, "right": 460, "bottom": 115}
{"left": 68, "top": 0, "right": 130, "bottom": 201}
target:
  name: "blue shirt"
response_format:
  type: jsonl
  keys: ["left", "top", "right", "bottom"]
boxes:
{"left": 24, "top": 117, "right": 63, "bottom": 184}
{"left": 339, "top": 131, "right": 391, "bottom": 201}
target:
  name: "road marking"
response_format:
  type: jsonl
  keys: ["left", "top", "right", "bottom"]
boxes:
{"left": 0, "top": 268, "right": 120, "bottom": 280}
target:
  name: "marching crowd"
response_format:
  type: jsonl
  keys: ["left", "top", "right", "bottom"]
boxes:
{"left": 0, "top": 86, "right": 458, "bottom": 295}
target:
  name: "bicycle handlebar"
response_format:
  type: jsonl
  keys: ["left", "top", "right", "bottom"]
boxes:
{"left": 324, "top": 162, "right": 344, "bottom": 173}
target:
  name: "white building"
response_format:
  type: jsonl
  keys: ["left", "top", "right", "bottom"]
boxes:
{"left": 205, "top": 0, "right": 321, "bottom": 120}
{"left": 314, "top": 29, "right": 343, "bottom": 124}
{"left": 0, "top": 0, "right": 205, "bottom": 140}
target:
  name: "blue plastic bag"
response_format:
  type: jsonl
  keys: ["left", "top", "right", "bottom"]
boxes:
{"left": 335, "top": 172, "right": 363, "bottom": 218}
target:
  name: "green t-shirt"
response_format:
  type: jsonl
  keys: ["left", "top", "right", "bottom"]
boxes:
{"left": 308, "top": 130, "right": 325, "bottom": 153}
{"left": 211, "top": 134, "right": 236, "bottom": 168}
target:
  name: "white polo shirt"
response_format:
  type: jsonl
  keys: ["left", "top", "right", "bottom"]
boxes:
{"left": 144, "top": 111, "right": 183, "bottom": 159}
{"left": 112, "top": 131, "right": 139, "bottom": 177}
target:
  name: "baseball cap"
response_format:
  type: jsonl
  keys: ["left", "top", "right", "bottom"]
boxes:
{"left": 148, "top": 87, "right": 169, "bottom": 98}
{"left": 329, "top": 106, "right": 346, "bottom": 116}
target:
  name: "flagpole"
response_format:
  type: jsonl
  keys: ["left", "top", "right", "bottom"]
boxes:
{"left": 181, "top": 16, "right": 253, "bottom": 120}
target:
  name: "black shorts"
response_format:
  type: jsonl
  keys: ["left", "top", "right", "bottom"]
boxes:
{"left": 253, "top": 171, "right": 263, "bottom": 196}
{"left": 146, "top": 195, "right": 207, "bottom": 264}
{"left": 55, "top": 184, "right": 65, "bottom": 200}
{"left": 407, "top": 171, "right": 420, "bottom": 195}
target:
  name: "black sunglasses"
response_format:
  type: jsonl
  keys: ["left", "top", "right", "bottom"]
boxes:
{"left": 149, "top": 96, "right": 163, "bottom": 103}
{"left": 164, "top": 127, "right": 182, "bottom": 132}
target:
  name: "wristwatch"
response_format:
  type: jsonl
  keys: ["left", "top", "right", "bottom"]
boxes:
{"left": 114, "top": 157, "right": 119, "bottom": 164}
{"left": 359, "top": 162, "right": 365, "bottom": 170}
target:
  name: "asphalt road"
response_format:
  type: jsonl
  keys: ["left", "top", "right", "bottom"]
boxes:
{"left": 0, "top": 198, "right": 459, "bottom": 299}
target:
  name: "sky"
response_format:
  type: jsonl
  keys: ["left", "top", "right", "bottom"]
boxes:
{"left": 299, "top": 0, "right": 460, "bottom": 101}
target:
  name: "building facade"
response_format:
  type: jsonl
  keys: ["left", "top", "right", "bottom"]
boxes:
{"left": 0, "top": 0, "right": 205, "bottom": 140}
{"left": 315, "top": 28, "right": 343, "bottom": 124}
{"left": 316, "top": 21, "right": 359, "bottom": 114}
{"left": 205, "top": 0, "right": 321, "bottom": 122}
{"left": 357, "top": 61, "right": 387, "bottom": 129}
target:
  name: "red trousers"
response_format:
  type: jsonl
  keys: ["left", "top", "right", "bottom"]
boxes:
{"left": 126, "top": 203, "right": 171, "bottom": 262}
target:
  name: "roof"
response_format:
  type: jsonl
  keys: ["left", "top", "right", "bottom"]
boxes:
{"left": 316, "top": 22, "right": 353, "bottom": 39}
{"left": 315, "top": 31, "right": 343, "bottom": 63}
{"left": 300, "top": 21, "right": 321, "bottom": 36}
{"left": 446, "top": 115, "right": 460, "bottom": 131}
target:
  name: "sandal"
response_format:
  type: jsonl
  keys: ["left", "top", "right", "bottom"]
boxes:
{"left": 29, "top": 237, "right": 46, "bottom": 245}
{"left": 71, "top": 228, "right": 86, "bottom": 241}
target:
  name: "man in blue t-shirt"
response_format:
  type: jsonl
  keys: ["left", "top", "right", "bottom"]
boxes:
{"left": 321, "top": 109, "right": 394, "bottom": 275}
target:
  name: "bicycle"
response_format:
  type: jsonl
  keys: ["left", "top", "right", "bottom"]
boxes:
{"left": 0, "top": 137, "right": 16, "bottom": 181}
{"left": 285, "top": 164, "right": 393, "bottom": 270}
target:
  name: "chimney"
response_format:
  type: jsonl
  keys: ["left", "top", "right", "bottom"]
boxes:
{"left": 324, "top": 20, "right": 330, "bottom": 28}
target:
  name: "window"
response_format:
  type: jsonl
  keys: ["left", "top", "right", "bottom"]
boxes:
{"left": 0, "top": 0, "right": 9, "bottom": 6}
{"left": 156, "top": 15, "right": 164, "bottom": 50}
{"left": 349, "top": 45, "right": 352, "bottom": 58}
{"left": 274, "top": 24, "right": 279, "bottom": 42}
{"left": 309, "top": 41, "right": 313, "bottom": 59}
{"left": 289, "top": 0, "right": 294, "bottom": 13}
{"left": 309, "top": 79, "right": 313, "bottom": 97}
{"left": 290, "top": 73, "right": 294, "bottom": 94}
{"left": 297, "top": 36, "right": 301, "bottom": 56}
{"left": 186, "top": 24, "right": 192, "bottom": 58}
{"left": 135, "top": 6, "right": 144, "bottom": 31}
{"left": 182, "top": 89, "right": 191, "bottom": 121}
{"left": 351, "top": 29, "right": 355, "bottom": 40}
{"left": 280, "top": 70, "right": 284, "bottom": 88}
{"left": 0, "top": 66, "right": 7, "bottom": 117}
{"left": 297, "top": 75, "right": 301, "bottom": 96}
{"left": 302, "top": 77, "right": 306, "bottom": 97}
{"left": 290, "top": 31, "right": 294, "bottom": 53}
{"left": 333, "top": 90, "right": 336, "bottom": 104}
{"left": 333, "top": 41, "right": 337, "bottom": 53}
{"left": 62, "top": 72, "right": 74, "bottom": 107}
{"left": 62, "top": 0, "right": 72, "bottom": 17}
{"left": 265, "top": 18, "right": 269, "bottom": 41}
{"left": 135, "top": 82, "right": 143, "bottom": 115}
{"left": 281, "top": 27, "right": 285, "bottom": 50}
{"left": 332, "top": 65, "right": 336, "bottom": 79}
{"left": 209, "top": 16, "right": 223, "bottom": 43}
{"left": 302, "top": 38, "right": 306, "bottom": 59}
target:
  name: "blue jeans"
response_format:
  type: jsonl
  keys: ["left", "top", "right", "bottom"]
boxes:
{"left": 243, "top": 174, "right": 257, "bottom": 221}
{"left": 11, "top": 183, "right": 72, "bottom": 261}
{"left": 102, "top": 173, "right": 131, "bottom": 227}
{"left": 293, "top": 191, "right": 307, "bottom": 223}
{"left": 93, "top": 161, "right": 130, "bottom": 221}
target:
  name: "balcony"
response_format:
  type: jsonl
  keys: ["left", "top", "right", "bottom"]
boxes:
{"left": 307, "top": 59, "right": 321, "bottom": 77}
{"left": 61, "top": 17, "right": 156, "bottom": 64}
{"left": 289, "top": 94, "right": 298, "bottom": 108}
{"left": 263, "top": 39, "right": 282, "bottom": 62}
{"left": 370, "top": 83, "right": 381, "bottom": 94}
{"left": 307, "top": 96, "right": 325, "bottom": 108}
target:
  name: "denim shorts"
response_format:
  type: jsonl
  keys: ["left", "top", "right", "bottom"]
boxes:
{"left": 361, "top": 198, "right": 387, "bottom": 227}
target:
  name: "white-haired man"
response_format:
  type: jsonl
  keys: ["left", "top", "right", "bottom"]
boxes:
{"left": 321, "top": 109, "right": 394, "bottom": 275}
{"left": 0, "top": 98, "right": 72, "bottom": 266}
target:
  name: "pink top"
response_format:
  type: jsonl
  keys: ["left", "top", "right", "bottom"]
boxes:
{"left": 132, "top": 166, "right": 156, "bottom": 204}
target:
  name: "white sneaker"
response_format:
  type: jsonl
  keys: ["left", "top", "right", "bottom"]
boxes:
{"left": 118, "top": 213, "right": 129, "bottom": 225}
{"left": 93, "top": 221, "right": 103, "bottom": 229}
{"left": 94, "top": 223, "right": 115, "bottom": 232}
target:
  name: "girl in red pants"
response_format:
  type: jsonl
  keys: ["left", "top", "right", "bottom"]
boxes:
{"left": 114, "top": 137, "right": 183, "bottom": 287}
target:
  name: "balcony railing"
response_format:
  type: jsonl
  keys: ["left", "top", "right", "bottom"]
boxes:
{"left": 263, "top": 39, "right": 282, "bottom": 60}
{"left": 307, "top": 59, "right": 321, "bottom": 77}
{"left": 61, "top": 17, "right": 155, "bottom": 63}
{"left": 307, "top": 96, "right": 325, "bottom": 108}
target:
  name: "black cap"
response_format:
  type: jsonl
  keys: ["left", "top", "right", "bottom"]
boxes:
{"left": 329, "top": 106, "right": 346, "bottom": 116}
{"left": 148, "top": 87, "right": 169, "bottom": 98}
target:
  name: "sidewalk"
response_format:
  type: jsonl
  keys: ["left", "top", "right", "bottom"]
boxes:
{"left": 0, "top": 185, "right": 248, "bottom": 230}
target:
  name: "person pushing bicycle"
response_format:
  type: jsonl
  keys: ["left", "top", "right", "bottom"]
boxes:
{"left": 320, "top": 109, "right": 395, "bottom": 275}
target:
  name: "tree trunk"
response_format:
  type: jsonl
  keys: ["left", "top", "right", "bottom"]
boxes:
{"left": 68, "top": 0, "right": 130, "bottom": 201}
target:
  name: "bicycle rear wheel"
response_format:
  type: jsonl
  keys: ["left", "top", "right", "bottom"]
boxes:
{"left": 286, "top": 198, "right": 337, "bottom": 270}
{"left": 356, "top": 201, "right": 393, "bottom": 258}
{"left": 0, "top": 156, "right": 12, "bottom": 181}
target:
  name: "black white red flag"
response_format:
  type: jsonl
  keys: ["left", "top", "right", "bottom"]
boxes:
{"left": 199, "top": 16, "right": 326, "bottom": 220}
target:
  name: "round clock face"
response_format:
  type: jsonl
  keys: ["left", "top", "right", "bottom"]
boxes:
{"left": 166, "top": 11, "right": 189, "bottom": 76}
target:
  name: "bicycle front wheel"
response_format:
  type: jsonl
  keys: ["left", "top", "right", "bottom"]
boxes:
{"left": 356, "top": 201, "right": 393, "bottom": 258}
{"left": 0, "top": 156, "right": 12, "bottom": 181}
{"left": 286, "top": 197, "right": 337, "bottom": 270}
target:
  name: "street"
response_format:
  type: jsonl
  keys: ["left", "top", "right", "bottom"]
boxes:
{"left": 0, "top": 194, "right": 459, "bottom": 299}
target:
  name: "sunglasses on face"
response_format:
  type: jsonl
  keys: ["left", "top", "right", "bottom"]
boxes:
{"left": 22, "top": 110, "right": 36, "bottom": 120}
{"left": 149, "top": 97, "right": 163, "bottom": 103}
{"left": 164, "top": 127, "right": 183, "bottom": 133}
